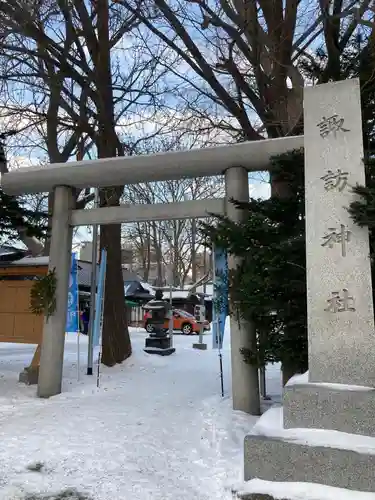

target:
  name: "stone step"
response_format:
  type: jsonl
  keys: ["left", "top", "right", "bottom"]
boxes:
{"left": 245, "top": 434, "right": 375, "bottom": 492}
{"left": 244, "top": 407, "right": 375, "bottom": 493}
{"left": 284, "top": 379, "right": 375, "bottom": 437}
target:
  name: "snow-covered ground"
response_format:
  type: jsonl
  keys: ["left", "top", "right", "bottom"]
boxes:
{"left": 0, "top": 324, "right": 282, "bottom": 500}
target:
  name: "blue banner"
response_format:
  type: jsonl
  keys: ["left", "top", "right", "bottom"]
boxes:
{"left": 66, "top": 252, "right": 79, "bottom": 333}
{"left": 212, "top": 245, "right": 228, "bottom": 349}
{"left": 93, "top": 249, "right": 107, "bottom": 347}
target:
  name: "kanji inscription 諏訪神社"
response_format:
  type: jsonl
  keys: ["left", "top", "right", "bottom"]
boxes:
{"left": 324, "top": 289, "right": 355, "bottom": 313}
{"left": 320, "top": 169, "right": 349, "bottom": 192}
{"left": 321, "top": 224, "right": 351, "bottom": 257}
{"left": 317, "top": 114, "right": 350, "bottom": 139}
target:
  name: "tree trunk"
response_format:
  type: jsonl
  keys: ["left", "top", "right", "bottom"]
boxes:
{"left": 142, "top": 246, "right": 150, "bottom": 282}
{"left": 96, "top": 0, "right": 131, "bottom": 366}
{"left": 152, "top": 223, "right": 163, "bottom": 286}
{"left": 268, "top": 92, "right": 304, "bottom": 382}
{"left": 281, "top": 363, "right": 304, "bottom": 387}
{"left": 100, "top": 219, "right": 132, "bottom": 366}
{"left": 17, "top": 230, "right": 44, "bottom": 256}
{"left": 191, "top": 218, "right": 197, "bottom": 283}
{"left": 274, "top": 161, "right": 300, "bottom": 385}
{"left": 173, "top": 233, "right": 179, "bottom": 287}
{"left": 43, "top": 191, "right": 55, "bottom": 256}
{"left": 145, "top": 234, "right": 151, "bottom": 282}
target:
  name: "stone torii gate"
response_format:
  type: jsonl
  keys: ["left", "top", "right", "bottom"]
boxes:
{"left": 1, "top": 134, "right": 303, "bottom": 413}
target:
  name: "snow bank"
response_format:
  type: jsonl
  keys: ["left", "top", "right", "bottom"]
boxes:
{"left": 286, "top": 372, "right": 374, "bottom": 392}
{"left": 234, "top": 479, "right": 375, "bottom": 500}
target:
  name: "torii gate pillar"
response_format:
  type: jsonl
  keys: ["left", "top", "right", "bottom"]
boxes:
{"left": 225, "top": 166, "right": 261, "bottom": 415}
{"left": 37, "top": 186, "right": 74, "bottom": 398}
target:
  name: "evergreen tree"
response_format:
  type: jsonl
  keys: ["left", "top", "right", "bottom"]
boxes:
{"left": 1, "top": 133, "right": 46, "bottom": 247}
{"left": 210, "top": 38, "right": 375, "bottom": 383}
{"left": 210, "top": 150, "right": 307, "bottom": 383}
{"left": 347, "top": 38, "right": 375, "bottom": 299}
{"left": 0, "top": 188, "right": 46, "bottom": 245}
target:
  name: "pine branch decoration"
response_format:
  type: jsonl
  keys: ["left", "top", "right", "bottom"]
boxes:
{"left": 30, "top": 269, "right": 57, "bottom": 320}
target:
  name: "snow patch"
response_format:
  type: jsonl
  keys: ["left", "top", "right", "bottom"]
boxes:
{"left": 234, "top": 479, "right": 375, "bottom": 500}
{"left": 140, "top": 281, "right": 155, "bottom": 295}
{"left": 312, "top": 381, "right": 375, "bottom": 392}
{"left": 251, "top": 406, "right": 375, "bottom": 455}
{"left": 286, "top": 371, "right": 374, "bottom": 392}
{"left": 286, "top": 372, "right": 309, "bottom": 386}
{"left": 7, "top": 256, "right": 49, "bottom": 266}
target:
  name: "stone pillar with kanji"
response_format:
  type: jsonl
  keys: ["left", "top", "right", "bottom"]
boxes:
{"left": 304, "top": 81, "right": 375, "bottom": 386}
{"left": 242, "top": 79, "right": 375, "bottom": 495}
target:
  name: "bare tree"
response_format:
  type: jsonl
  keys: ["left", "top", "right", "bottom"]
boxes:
{"left": 122, "top": 175, "right": 224, "bottom": 286}
{"left": 119, "top": 132, "right": 225, "bottom": 286}
{"left": 0, "top": 0, "right": 174, "bottom": 366}
{"left": 0, "top": 24, "right": 97, "bottom": 253}
{"left": 118, "top": 0, "right": 373, "bottom": 186}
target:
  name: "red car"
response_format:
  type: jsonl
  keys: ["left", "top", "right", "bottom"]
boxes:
{"left": 143, "top": 308, "right": 210, "bottom": 335}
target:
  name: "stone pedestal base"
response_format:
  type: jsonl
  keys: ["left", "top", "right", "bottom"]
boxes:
{"left": 237, "top": 495, "right": 278, "bottom": 500}
{"left": 244, "top": 407, "right": 375, "bottom": 493}
{"left": 284, "top": 379, "right": 375, "bottom": 437}
{"left": 19, "top": 366, "right": 39, "bottom": 385}
{"left": 245, "top": 431, "right": 375, "bottom": 492}
{"left": 192, "top": 342, "right": 207, "bottom": 350}
{"left": 144, "top": 335, "right": 175, "bottom": 356}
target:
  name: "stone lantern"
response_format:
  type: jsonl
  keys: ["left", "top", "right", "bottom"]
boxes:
{"left": 143, "top": 289, "right": 175, "bottom": 356}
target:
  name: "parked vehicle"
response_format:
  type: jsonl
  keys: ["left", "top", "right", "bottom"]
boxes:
{"left": 143, "top": 308, "right": 210, "bottom": 335}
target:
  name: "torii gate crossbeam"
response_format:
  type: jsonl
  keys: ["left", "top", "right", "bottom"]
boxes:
{"left": 1, "top": 136, "right": 303, "bottom": 195}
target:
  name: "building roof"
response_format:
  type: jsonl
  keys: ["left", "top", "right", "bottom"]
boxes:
{"left": 0, "top": 255, "right": 94, "bottom": 289}
{"left": 125, "top": 280, "right": 155, "bottom": 301}
{"left": 194, "top": 283, "right": 213, "bottom": 296}
{"left": 75, "top": 261, "right": 146, "bottom": 290}
{"left": 0, "top": 252, "right": 210, "bottom": 301}
{"left": 0, "top": 254, "right": 155, "bottom": 294}
{"left": 0, "top": 245, "right": 28, "bottom": 262}
{"left": 77, "top": 260, "right": 99, "bottom": 289}
{"left": 5, "top": 256, "right": 49, "bottom": 266}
